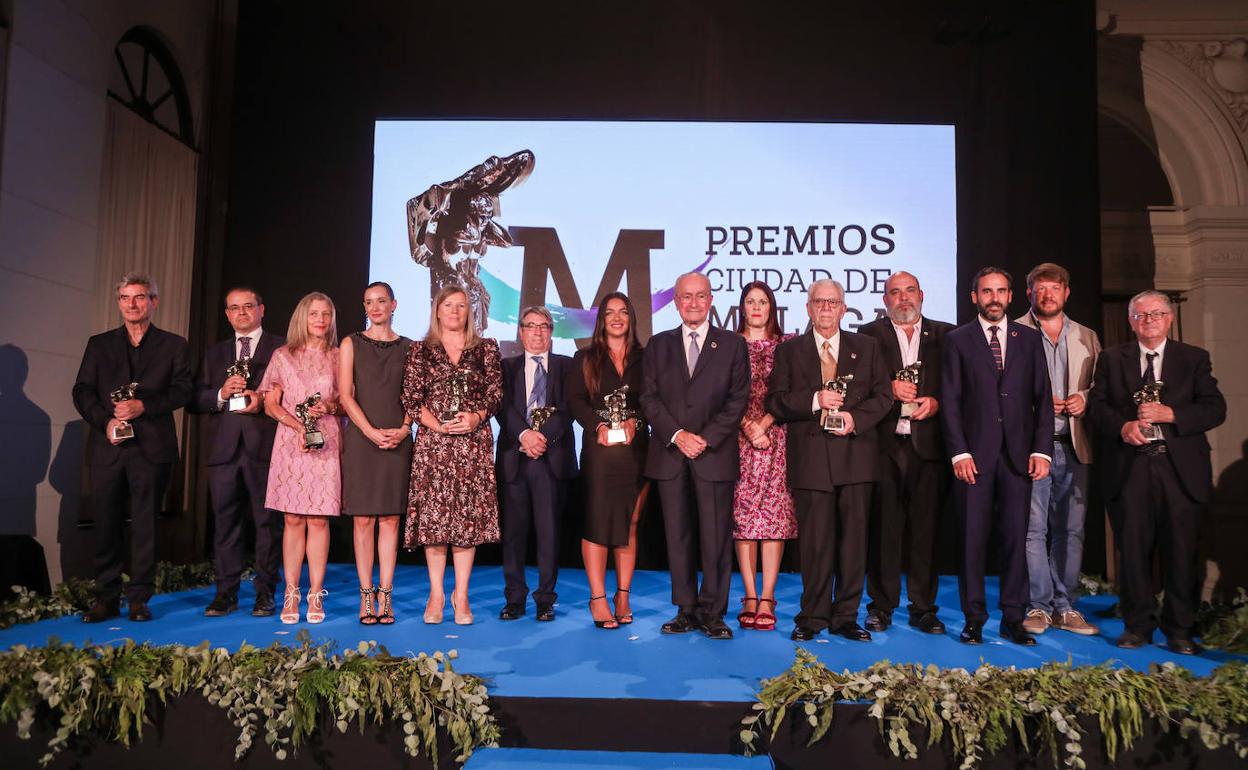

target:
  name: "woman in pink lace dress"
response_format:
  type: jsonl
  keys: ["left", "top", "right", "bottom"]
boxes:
{"left": 402, "top": 285, "right": 502, "bottom": 626}
{"left": 732, "top": 281, "right": 797, "bottom": 631}
{"left": 259, "top": 292, "right": 341, "bottom": 625}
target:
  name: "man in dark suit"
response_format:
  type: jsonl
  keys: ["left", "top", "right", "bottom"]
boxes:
{"left": 768, "top": 279, "right": 892, "bottom": 641}
{"left": 641, "top": 272, "right": 750, "bottom": 639}
{"left": 496, "top": 306, "right": 577, "bottom": 622}
{"left": 1088, "top": 290, "right": 1225, "bottom": 655}
{"left": 858, "top": 271, "right": 954, "bottom": 635}
{"left": 941, "top": 266, "right": 1054, "bottom": 646}
{"left": 72, "top": 273, "right": 192, "bottom": 622}
{"left": 189, "top": 287, "right": 284, "bottom": 617}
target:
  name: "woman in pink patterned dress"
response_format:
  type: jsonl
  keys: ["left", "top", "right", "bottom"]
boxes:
{"left": 732, "top": 281, "right": 797, "bottom": 631}
{"left": 402, "top": 285, "right": 502, "bottom": 625}
{"left": 260, "top": 292, "right": 341, "bottom": 624}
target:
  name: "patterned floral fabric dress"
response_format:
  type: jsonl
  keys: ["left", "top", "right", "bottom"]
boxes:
{"left": 401, "top": 338, "right": 503, "bottom": 547}
{"left": 733, "top": 335, "right": 798, "bottom": 540}
{"left": 258, "top": 345, "right": 341, "bottom": 517}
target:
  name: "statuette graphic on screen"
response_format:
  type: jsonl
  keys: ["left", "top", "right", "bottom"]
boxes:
{"left": 406, "top": 150, "right": 536, "bottom": 334}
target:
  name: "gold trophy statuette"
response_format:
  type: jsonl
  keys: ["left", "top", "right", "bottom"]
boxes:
{"left": 438, "top": 369, "right": 471, "bottom": 424}
{"left": 225, "top": 357, "right": 252, "bottom": 412}
{"left": 1132, "top": 381, "right": 1165, "bottom": 442}
{"left": 295, "top": 392, "right": 325, "bottom": 450}
{"left": 821, "top": 374, "right": 855, "bottom": 433}
{"left": 529, "top": 406, "right": 556, "bottom": 432}
{"left": 895, "top": 361, "right": 922, "bottom": 418}
{"left": 596, "top": 385, "right": 635, "bottom": 445}
{"left": 110, "top": 382, "right": 139, "bottom": 441}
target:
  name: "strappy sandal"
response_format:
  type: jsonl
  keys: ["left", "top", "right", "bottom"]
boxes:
{"left": 306, "top": 589, "right": 328, "bottom": 624}
{"left": 753, "top": 598, "right": 777, "bottom": 631}
{"left": 737, "top": 597, "right": 759, "bottom": 629}
{"left": 280, "top": 585, "right": 301, "bottom": 624}
{"left": 590, "top": 595, "right": 619, "bottom": 629}
{"left": 376, "top": 586, "right": 395, "bottom": 625}
{"left": 614, "top": 587, "right": 633, "bottom": 625}
{"left": 359, "top": 586, "right": 377, "bottom": 625}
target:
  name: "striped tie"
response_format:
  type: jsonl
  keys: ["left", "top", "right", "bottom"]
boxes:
{"left": 527, "top": 356, "right": 547, "bottom": 418}
{"left": 989, "top": 325, "right": 1003, "bottom": 372}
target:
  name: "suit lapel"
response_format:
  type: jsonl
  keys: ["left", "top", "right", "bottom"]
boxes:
{"left": 514, "top": 356, "right": 528, "bottom": 411}
{"left": 881, "top": 323, "right": 904, "bottom": 373}
{"left": 1158, "top": 342, "right": 1179, "bottom": 389}
{"left": 1125, "top": 345, "right": 1145, "bottom": 393}
{"left": 1002, "top": 322, "right": 1020, "bottom": 378}
{"left": 973, "top": 322, "right": 1000, "bottom": 376}
{"left": 544, "top": 355, "right": 557, "bottom": 404}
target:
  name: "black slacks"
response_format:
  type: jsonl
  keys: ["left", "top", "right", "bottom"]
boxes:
{"left": 954, "top": 451, "right": 1032, "bottom": 625}
{"left": 656, "top": 464, "right": 735, "bottom": 622}
{"left": 89, "top": 443, "right": 170, "bottom": 603}
{"left": 793, "top": 483, "right": 870, "bottom": 630}
{"left": 500, "top": 457, "right": 565, "bottom": 607}
{"left": 208, "top": 446, "right": 281, "bottom": 596}
{"left": 1110, "top": 450, "right": 1201, "bottom": 639}
{"left": 867, "top": 436, "right": 947, "bottom": 619}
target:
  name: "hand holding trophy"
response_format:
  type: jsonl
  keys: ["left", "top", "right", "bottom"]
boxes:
{"left": 225, "top": 358, "right": 252, "bottom": 412}
{"left": 1132, "top": 381, "right": 1165, "bottom": 442}
{"left": 438, "top": 369, "right": 471, "bottom": 426}
{"left": 295, "top": 391, "right": 325, "bottom": 450}
{"left": 529, "top": 406, "right": 556, "bottom": 431}
{"left": 596, "top": 385, "right": 636, "bottom": 445}
{"left": 110, "top": 382, "right": 139, "bottom": 441}
{"left": 895, "top": 361, "right": 922, "bottom": 418}
{"left": 821, "top": 374, "right": 855, "bottom": 433}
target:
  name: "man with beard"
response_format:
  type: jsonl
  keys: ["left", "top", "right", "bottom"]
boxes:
{"left": 859, "top": 272, "right": 954, "bottom": 635}
{"left": 941, "top": 267, "right": 1054, "bottom": 645}
{"left": 1015, "top": 264, "right": 1101, "bottom": 637}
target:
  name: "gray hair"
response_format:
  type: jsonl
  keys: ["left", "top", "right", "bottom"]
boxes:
{"left": 808, "top": 278, "right": 845, "bottom": 300}
{"left": 1128, "top": 290, "right": 1172, "bottom": 316}
{"left": 675, "top": 271, "right": 710, "bottom": 292}
{"left": 116, "top": 271, "right": 159, "bottom": 299}
{"left": 519, "top": 305, "right": 554, "bottom": 325}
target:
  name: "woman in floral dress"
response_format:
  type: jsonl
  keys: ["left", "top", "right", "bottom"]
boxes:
{"left": 402, "top": 284, "right": 502, "bottom": 625}
{"left": 732, "top": 281, "right": 797, "bottom": 631}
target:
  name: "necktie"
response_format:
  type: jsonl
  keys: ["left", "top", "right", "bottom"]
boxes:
{"left": 820, "top": 340, "right": 837, "bottom": 382}
{"left": 238, "top": 335, "right": 251, "bottom": 361}
{"left": 989, "top": 325, "right": 1003, "bottom": 372}
{"left": 527, "top": 355, "right": 547, "bottom": 417}
{"left": 687, "top": 331, "right": 700, "bottom": 377}
{"left": 1144, "top": 352, "right": 1157, "bottom": 384}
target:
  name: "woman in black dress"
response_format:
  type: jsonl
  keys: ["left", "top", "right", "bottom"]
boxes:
{"left": 566, "top": 292, "right": 649, "bottom": 629}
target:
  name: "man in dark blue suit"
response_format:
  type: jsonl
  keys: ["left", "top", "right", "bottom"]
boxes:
{"left": 496, "top": 306, "right": 577, "bottom": 622}
{"left": 941, "top": 267, "right": 1054, "bottom": 645}
{"left": 189, "top": 287, "right": 284, "bottom": 617}
{"left": 641, "top": 272, "right": 750, "bottom": 639}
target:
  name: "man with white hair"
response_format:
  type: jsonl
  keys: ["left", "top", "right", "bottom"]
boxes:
{"left": 1088, "top": 290, "right": 1225, "bottom": 655}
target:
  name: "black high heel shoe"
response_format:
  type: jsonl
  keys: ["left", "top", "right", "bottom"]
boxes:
{"left": 590, "top": 595, "right": 619, "bottom": 629}
{"left": 359, "top": 586, "right": 378, "bottom": 625}
{"left": 614, "top": 587, "right": 633, "bottom": 625}
{"left": 376, "top": 586, "right": 395, "bottom": 625}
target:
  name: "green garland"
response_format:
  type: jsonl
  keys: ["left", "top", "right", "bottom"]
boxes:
{"left": 0, "top": 633, "right": 498, "bottom": 767}
{"left": 1202, "top": 588, "right": 1248, "bottom": 653}
{"left": 741, "top": 650, "right": 1248, "bottom": 769}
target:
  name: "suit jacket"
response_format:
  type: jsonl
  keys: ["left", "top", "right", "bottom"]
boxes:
{"left": 940, "top": 320, "right": 1055, "bottom": 474}
{"left": 857, "top": 316, "right": 954, "bottom": 462}
{"left": 766, "top": 330, "right": 893, "bottom": 490}
{"left": 1015, "top": 312, "right": 1101, "bottom": 464}
{"left": 72, "top": 325, "right": 192, "bottom": 466}
{"left": 1087, "top": 340, "right": 1225, "bottom": 503}
{"left": 189, "top": 331, "right": 284, "bottom": 466}
{"left": 495, "top": 352, "right": 578, "bottom": 482}
{"left": 640, "top": 324, "right": 750, "bottom": 482}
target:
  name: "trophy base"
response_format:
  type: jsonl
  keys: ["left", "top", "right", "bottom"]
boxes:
{"left": 821, "top": 411, "right": 846, "bottom": 433}
{"left": 900, "top": 401, "right": 918, "bottom": 418}
{"left": 228, "top": 394, "right": 250, "bottom": 412}
{"left": 606, "top": 427, "right": 627, "bottom": 445}
{"left": 304, "top": 431, "right": 325, "bottom": 450}
{"left": 1140, "top": 423, "right": 1162, "bottom": 442}
{"left": 111, "top": 422, "right": 134, "bottom": 441}
{"left": 438, "top": 411, "right": 459, "bottom": 424}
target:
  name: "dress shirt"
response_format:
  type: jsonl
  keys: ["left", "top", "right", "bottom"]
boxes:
{"left": 1033, "top": 312, "right": 1071, "bottom": 437}
{"left": 1138, "top": 338, "right": 1167, "bottom": 380}
{"left": 892, "top": 319, "right": 922, "bottom": 435}
{"left": 809, "top": 328, "right": 842, "bottom": 413}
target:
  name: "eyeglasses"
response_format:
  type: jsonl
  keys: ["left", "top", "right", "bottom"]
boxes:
{"left": 1130, "top": 310, "right": 1170, "bottom": 322}
{"left": 227, "top": 303, "right": 258, "bottom": 314}
{"left": 677, "top": 292, "right": 710, "bottom": 303}
{"left": 520, "top": 322, "right": 553, "bottom": 332}
{"left": 809, "top": 298, "right": 843, "bottom": 309}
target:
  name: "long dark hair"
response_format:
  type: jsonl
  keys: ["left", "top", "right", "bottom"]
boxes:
{"left": 735, "top": 280, "right": 782, "bottom": 339}
{"left": 584, "top": 291, "right": 641, "bottom": 399}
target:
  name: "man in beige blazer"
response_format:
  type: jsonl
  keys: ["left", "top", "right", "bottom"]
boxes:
{"left": 1016, "top": 263, "right": 1101, "bottom": 636}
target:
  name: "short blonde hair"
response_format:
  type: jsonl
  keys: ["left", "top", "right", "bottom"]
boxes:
{"left": 425, "top": 285, "right": 481, "bottom": 349}
{"left": 286, "top": 292, "right": 338, "bottom": 351}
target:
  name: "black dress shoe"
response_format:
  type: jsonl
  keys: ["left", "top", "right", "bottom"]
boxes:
{"left": 959, "top": 623, "right": 983, "bottom": 645}
{"left": 1166, "top": 636, "right": 1202, "bottom": 656}
{"left": 910, "top": 612, "right": 946, "bottom": 635}
{"left": 702, "top": 616, "right": 733, "bottom": 640}
{"left": 498, "top": 604, "right": 525, "bottom": 621}
{"left": 252, "top": 593, "right": 276, "bottom": 617}
{"left": 81, "top": 599, "right": 120, "bottom": 623}
{"left": 830, "top": 622, "right": 872, "bottom": 642}
{"left": 1000, "top": 620, "right": 1037, "bottom": 646}
{"left": 204, "top": 593, "right": 238, "bottom": 617}
{"left": 790, "top": 625, "right": 820, "bottom": 641}
{"left": 865, "top": 611, "right": 892, "bottom": 632}
{"left": 535, "top": 604, "right": 555, "bottom": 622}
{"left": 661, "top": 613, "right": 699, "bottom": 634}
{"left": 128, "top": 601, "right": 152, "bottom": 622}
{"left": 1116, "top": 630, "right": 1149, "bottom": 649}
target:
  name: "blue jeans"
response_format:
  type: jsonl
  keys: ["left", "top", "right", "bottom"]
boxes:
{"left": 1026, "top": 441, "right": 1089, "bottom": 615}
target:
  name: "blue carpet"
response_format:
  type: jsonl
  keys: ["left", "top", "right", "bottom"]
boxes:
{"left": 464, "top": 748, "right": 774, "bottom": 769}
{"left": 1, "top": 564, "right": 1239, "bottom": 701}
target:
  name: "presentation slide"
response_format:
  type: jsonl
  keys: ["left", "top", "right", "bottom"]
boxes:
{"left": 369, "top": 120, "right": 957, "bottom": 351}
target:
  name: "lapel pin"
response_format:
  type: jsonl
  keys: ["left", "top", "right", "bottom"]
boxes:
{"left": 850, "top": 352, "right": 857, "bottom": 360}
{"left": 1010, "top": 331, "right": 1018, "bottom": 337}
{"left": 710, "top": 341, "right": 718, "bottom": 349}
{"left": 923, "top": 331, "right": 929, "bottom": 336}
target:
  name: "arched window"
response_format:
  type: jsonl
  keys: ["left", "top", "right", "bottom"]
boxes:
{"left": 109, "top": 26, "right": 194, "bottom": 146}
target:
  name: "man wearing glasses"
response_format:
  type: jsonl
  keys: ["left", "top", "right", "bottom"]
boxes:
{"left": 189, "top": 287, "right": 285, "bottom": 617}
{"left": 496, "top": 306, "right": 577, "bottom": 622}
{"left": 1088, "top": 291, "right": 1225, "bottom": 654}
